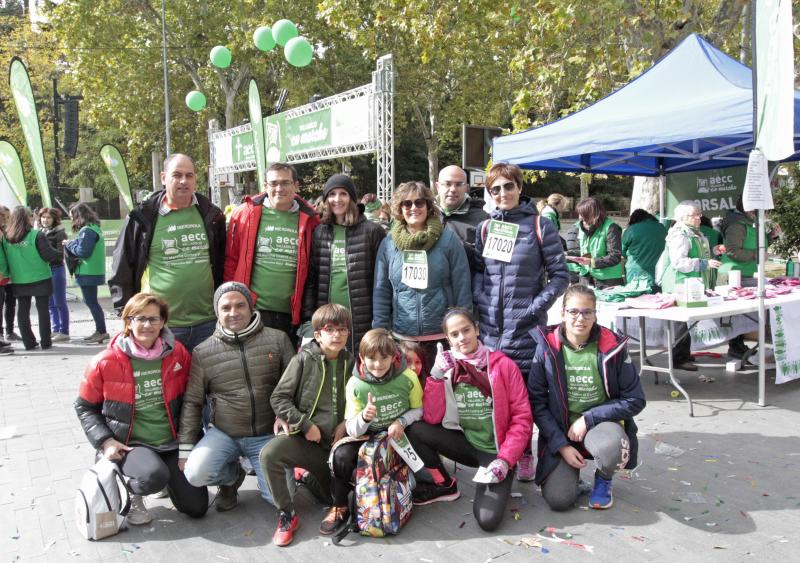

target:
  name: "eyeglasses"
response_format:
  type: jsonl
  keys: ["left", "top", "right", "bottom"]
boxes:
{"left": 128, "top": 316, "right": 164, "bottom": 326}
{"left": 400, "top": 198, "right": 428, "bottom": 210}
{"left": 439, "top": 181, "right": 466, "bottom": 188}
{"left": 266, "top": 180, "right": 294, "bottom": 188}
{"left": 563, "top": 308, "right": 596, "bottom": 320}
{"left": 320, "top": 325, "right": 350, "bottom": 335}
{"left": 488, "top": 182, "right": 517, "bottom": 196}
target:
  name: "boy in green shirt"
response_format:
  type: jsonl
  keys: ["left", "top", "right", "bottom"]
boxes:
{"left": 261, "top": 304, "right": 354, "bottom": 547}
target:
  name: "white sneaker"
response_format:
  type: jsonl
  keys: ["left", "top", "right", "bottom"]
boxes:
{"left": 51, "top": 332, "right": 71, "bottom": 343}
{"left": 149, "top": 486, "right": 169, "bottom": 499}
{"left": 127, "top": 494, "right": 152, "bottom": 525}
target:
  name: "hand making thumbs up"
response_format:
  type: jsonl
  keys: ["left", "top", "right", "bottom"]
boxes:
{"left": 362, "top": 392, "right": 377, "bottom": 422}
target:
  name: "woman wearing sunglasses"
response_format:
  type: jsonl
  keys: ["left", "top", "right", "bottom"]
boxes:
{"left": 75, "top": 293, "right": 208, "bottom": 526}
{"left": 373, "top": 181, "right": 471, "bottom": 374}
{"left": 529, "top": 284, "right": 645, "bottom": 512}
{"left": 473, "top": 162, "right": 569, "bottom": 480}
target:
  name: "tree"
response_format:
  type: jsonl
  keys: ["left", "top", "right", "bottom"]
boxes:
{"left": 319, "top": 0, "right": 518, "bottom": 186}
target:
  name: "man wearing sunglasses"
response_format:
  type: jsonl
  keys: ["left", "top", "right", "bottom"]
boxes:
{"left": 435, "top": 165, "right": 487, "bottom": 272}
{"left": 224, "top": 163, "right": 320, "bottom": 345}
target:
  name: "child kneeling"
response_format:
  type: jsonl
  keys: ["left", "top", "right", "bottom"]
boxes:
{"left": 322, "top": 328, "right": 423, "bottom": 535}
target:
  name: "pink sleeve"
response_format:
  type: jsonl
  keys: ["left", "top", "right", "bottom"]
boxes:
{"left": 422, "top": 377, "right": 446, "bottom": 425}
{"left": 496, "top": 357, "right": 533, "bottom": 466}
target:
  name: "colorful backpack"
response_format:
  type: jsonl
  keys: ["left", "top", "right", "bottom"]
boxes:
{"left": 354, "top": 432, "right": 415, "bottom": 537}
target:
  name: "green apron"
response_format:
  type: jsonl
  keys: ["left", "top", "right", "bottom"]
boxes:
{"left": 718, "top": 220, "right": 757, "bottom": 277}
{"left": 578, "top": 217, "right": 623, "bottom": 280}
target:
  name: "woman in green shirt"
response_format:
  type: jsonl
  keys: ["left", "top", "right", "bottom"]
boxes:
{"left": 570, "top": 197, "right": 624, "bottom": 288}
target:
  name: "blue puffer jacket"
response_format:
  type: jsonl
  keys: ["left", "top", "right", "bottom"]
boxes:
{"left": 473, "top": 198, "right": 569, "bottom": 376}
{"left": 528, "top": 325, "right": 646, "bottom": 486}
{"left": 373, "top": 228, "right": 471, "bottom": 337}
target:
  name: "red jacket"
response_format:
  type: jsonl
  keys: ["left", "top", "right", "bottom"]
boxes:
{"left": 224, "top": 193, "right": 319, "bottom": 325}
{"left": 74, "top": 334, "right": 191, "bottom": 450}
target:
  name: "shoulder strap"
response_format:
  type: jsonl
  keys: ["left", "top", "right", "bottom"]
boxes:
{"left": 534, "top": 215, "right": 543, "bottom": 245}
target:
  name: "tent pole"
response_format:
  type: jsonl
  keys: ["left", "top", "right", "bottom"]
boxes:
{"left": 658, "top": 173, "right": 666, "bottom": 222}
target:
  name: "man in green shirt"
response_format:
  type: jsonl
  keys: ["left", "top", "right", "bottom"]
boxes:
{"left": 225, "top": 163, "right": 320, "bottom": 345}
{"left": 110, "top": 154, "right": 226, "bottom": 352}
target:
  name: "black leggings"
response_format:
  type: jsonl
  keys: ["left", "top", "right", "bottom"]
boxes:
{"left": 117, "top": 447, "right": 208, "bottom": 518}
{"left": 0, "top": 285, "right": 15, "bottom": 335}
{"left": 406, "top": 422, "right": 514, "bottom": 531}
{"left": 16, "top": 294, "right": 50, "bottom": 349}
{"left": 330, "top": 441, "right": 363, "bottom": 506}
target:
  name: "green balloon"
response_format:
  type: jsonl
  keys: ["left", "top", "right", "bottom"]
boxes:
{"left": 284, "top": 37, "right": 313, "bottom": 68}
{"left": 185, "top": 90, "right": 206, "bottom": 112}
{"left": 254, "top": 26, "right": 276, "bottom": 51}
{"left": 209, "top": 45, "right": 232, "bottom": 68}
{"left": 272, "top": 19, "right": 298, "bottom": 47}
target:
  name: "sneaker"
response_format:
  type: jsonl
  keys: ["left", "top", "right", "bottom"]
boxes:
{"left": 412, "top": 477, "right": 460, "bottom": 505}
{"left": 24, "top": 343, "right": 39, "bottom": 351}
{"left": 727, "top": 345, "right": 752, "bottom": 360}
{"left": 5, "top": 332, "right": 21, "bottom": 341}
{"left": 588, "top": 475, "right": 613, "bottom": 509}
{"left": 149, "top": 486, "right": 169, "bottom": 500}
{"left": 0, "top": 339, "right": 10, "bottom": 348}
{"left": 127, "top": 494, "right": 153, "bottom": 525}
{"left": 319, "top": 505, "right": 349, "bottom": 535}
{"left": 577, "top": 479, "right": 593, "bottom": 496}
{"left": 83, "top": 331, "right": 110, "bottom": 344}
{"left": 516, "top": 453, "right": 535, "bottom": 482}
{"left": 216, "top": 467, "right": 246, "bottom": 512}
{"left": 673, "top": 361, "right": 698, "bottom": 372}
{"left": 51, "top": 332, "right": 70, "bottom": 343}
{"left": 294, "top": 467, "right": 309, "bottom": 485}
{"left": 273, "top": 510, "right": 299, "bottom": 547}
{"left": 0, "top": 347, "right": 13, "bottom": 355}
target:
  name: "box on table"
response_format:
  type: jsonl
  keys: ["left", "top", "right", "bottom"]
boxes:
{"left": 675, "top": 278, "right": 707, "bottom": 308}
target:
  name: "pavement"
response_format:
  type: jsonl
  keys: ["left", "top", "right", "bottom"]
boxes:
{"left": 2, "top": 297, "right": 800, "bottom": 562}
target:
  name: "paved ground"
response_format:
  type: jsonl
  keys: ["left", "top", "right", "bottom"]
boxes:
{"left": 2, "top": 297, "right": 799, "bottom": 562}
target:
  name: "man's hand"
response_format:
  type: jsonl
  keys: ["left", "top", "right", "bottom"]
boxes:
{"left": 177, "top": 458, "right": 187, "bottom": 472}
{"left": 362, "top": 392, "right": 377, "bottom": 422}
{"left": 387, "top": 421, "right": 405, "bottom": 441}
{"left": 305, "top": 424, "right": 321, "bottom": 443}
{"left": 101, "top": 438, "right": 132, "bottom": 461}
{"left": 567, "top": 416, "right": 588, "bottom": 443}
{"left": 558, "top": 445, "right": 586, "bottom": 469}
{"left": 332, "top": 421, "right": 347, "bottom": 445}
{"left": 273, "top": 417, "right": 290, "bottom": 436}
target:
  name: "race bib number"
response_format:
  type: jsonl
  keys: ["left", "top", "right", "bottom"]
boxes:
{"left": 389, "top": 434, "right": 424, "bottom": 472}
{"left": 401, "top": 250, "right": 428, "bottom": 289}
{"left": 482, "top": 220, "right": 519, "bottom": 262}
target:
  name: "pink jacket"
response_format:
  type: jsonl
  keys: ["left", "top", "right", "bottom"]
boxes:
{"left": 422, "top": 350, "right": 532, "bottom": 466}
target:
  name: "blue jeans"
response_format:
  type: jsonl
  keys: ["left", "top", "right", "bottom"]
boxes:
{"left": 170, "top": 319, "right": 216, "bottom": 353}
{"left": 79, "top": 284, "right": 106, "bottom": 333}
{"left": 183, "top": 426, "right": 278, "bottom": 505}
{"left": 48, "top": 265, "right": 70, "bottom": 334}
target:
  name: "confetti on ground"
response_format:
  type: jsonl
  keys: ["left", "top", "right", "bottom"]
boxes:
{"left": 517, "top": 537, "right": 542, "bottom": 549}
{"left": 243, "top": 529, "right": 253, "bottom": 536}
{"left": 216, "top": 557, "right": 230, "bottom": 561}
{"left": 680, "top": 481, "right": 692, "bottom": 486}
{"left": 632, "top": 536, "right": 647, "bottom": 542}
{"left": 484, "top": 551, "right": 510, "bottom": 562}
{"left": 740, "top": 511, "right": 748, "bottom": 517}
{"left": 510, "top": 492, "right": 523, "bottom": 498}
{"left": 655, "top": 442, "right": 685, "bottom": 457}
{"left": 713, "top": 546, "right": 727, "bottom": 550}
{"left": 705, "top": 522, "right": 718, "bottom": 527}
{"left": 698, "top": 375, "right": 715, "bottom": 383}
{"left": 513, "top": 512, "right": 521, "bottom": 520}
{"left": 459, "top": 521, "right": 465, "bottom": 528}
{"left": 537, "top": 527, "right": 594, "bottom": 554}
{"left": 686, "top": 492, "right": 707, "bottom": 504}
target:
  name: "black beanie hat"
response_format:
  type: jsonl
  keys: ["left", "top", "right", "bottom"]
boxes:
{"left": 322, "top": 173, "right": 357, "bottom": 202}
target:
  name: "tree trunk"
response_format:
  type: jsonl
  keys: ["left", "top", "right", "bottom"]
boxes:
{"left": 630, "top": 176, "right": 661, "bottom": 216}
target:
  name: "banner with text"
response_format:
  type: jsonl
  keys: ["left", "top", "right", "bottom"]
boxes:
{"left": 9, "top": 57, "right": 51, "bottom": 207}
{"left": 665, "top": 166, "right": 746, "bottom": 219}
{"left": 0, "top": 140, "right": 26, "bottom": 206}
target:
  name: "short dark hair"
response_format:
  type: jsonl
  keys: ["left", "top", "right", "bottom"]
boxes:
{"left": 311, "top": 303, "right": 352, "bottom": 332}
{"left": 441, "top": 307, "right": 478, "bottom": 333}
{"left": 486, "top": 162, "right": 523, "bottom": 191}
{"left": 359, "top": 328, "right": 397, "bottom": 359}
{"left": 38, "top": 207, "right": 62, "bottom": 228}
{"left": 390, "top": 182, "right": 438, "bottom": 224}
{"left": 121, "top": 293, "right": 169, "bottom": 337}
{"left": 267, "top": 162, "right": 298, "bottom": 182}
{"left": 628, "top": 208, "right": 656, "bottom": 226}
{"left": 69, "top": 203, "right": 101, "bottom": 232}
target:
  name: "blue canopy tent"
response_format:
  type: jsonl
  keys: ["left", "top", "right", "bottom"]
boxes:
{"left": 492, "top": 33, "right": 800, "bottom": 176}
{"left": 493, "top": 32, "right": 800, "bottom": 411}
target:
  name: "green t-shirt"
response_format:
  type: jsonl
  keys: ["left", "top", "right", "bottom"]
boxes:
{"left": 563, "top": 342, "right": 608, "bottom": 425}
{"left": 129, "top": 358, "right": 173, "bottom": 446}
{"left": 454, "top": 383, "right": 496, "bottom": 454}
{"left": 143, "top": 206, "right": 215, "bottom": 327}
{"left": 328, "top": 225, "right": 350, "bottom": 308}
{"left": 345, "top": 368, "right": 423, "bottom": 432}
{"left": 249, "top": 208, "right": 299, "bottom": 313}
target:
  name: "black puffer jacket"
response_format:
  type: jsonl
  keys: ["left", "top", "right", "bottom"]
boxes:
{"left": 441, "top": 196, "right": 488, "bottom": 274}
{"left": 108, "top": 190, "right": 226, "bottom": 312}
{"left": 303, "top": 213, "right": 385, "bottom": 350}
{"left": 41, "top": 225, "right": 67, "bottom": 267}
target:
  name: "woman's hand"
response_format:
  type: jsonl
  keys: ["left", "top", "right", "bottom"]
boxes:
{"left": 558, "top": 445, "right": 586, "bottom": 469}
{"left": 567, "top": 416, "right": 588, "bottom": 442}
{"left": 101, "top": 438, "right": 132, "bottom": 461}
{"left": 713, "top": 244, "right": 726, "bottom": 255}
{"left": 387, "top": 421, "right": 405, "bottom": 441}
{"left": 708, "top": 259, "right": 722, "bottom": 269}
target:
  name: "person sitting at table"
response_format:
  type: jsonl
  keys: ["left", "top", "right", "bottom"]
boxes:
{"left": 528, "top": 284, "right": 645, "bottom": 511}
{"left": 569, "top": 197, "right": 624, "bottom": 289}
{"left": 656, "top": 201, "right": 723, "bottom": 371}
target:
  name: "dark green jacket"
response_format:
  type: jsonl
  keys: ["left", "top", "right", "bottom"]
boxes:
{"left": 270, "top": 340, "right": 354, "bottom": 443}
{"left": 622, "top": 218, "right": 667, "bottom": 285}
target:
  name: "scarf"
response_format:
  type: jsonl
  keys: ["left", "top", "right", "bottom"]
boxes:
{"left": 451, "top": 342, "right": 492, "bottom": 398}
{"left": 126, "top": 336, "right": 164, "bottom": 360}
{"left": 390, "top": 216, "right": 443, "bottom": 251}
{"left": 217, "top": 311, "right": 262, "bottom": 340}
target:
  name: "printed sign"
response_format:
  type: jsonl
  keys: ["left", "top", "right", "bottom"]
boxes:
{"left": 401, "top": 250, "right": 428, "bottom": 289}
{"left": 666, "top": 166, "right": 746, "bottom": 219}
{"left": 771, "top": 302, "right": 800, "bottom": 384}
{"left": 389, "top": 434, "right": 424, "bottom": 472}
{"left": 482, "top": 220, "right": 519, "bottom": 262}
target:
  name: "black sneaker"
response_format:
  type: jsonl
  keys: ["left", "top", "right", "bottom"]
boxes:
{"left": 412, "top": 477, "right": 460, "bottom": 505}
{"left": 0, "top": 347, "right": 13, "bottom": 355}
{"left": 5, "top": 332, "right": 21, "bottom": 341}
